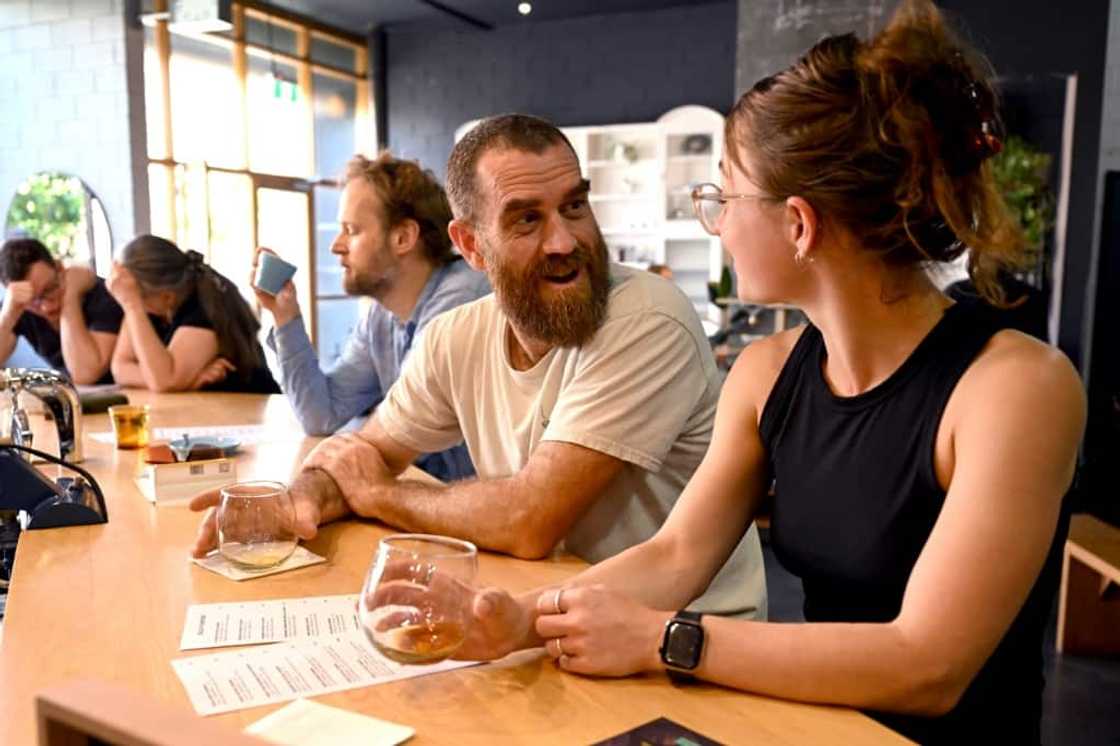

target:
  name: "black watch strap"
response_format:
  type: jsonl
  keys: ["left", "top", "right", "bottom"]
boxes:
{"left": 666, "top": 668, "right": 696, "bottom": 684}
{"left": 660, "top": 609, "right": 705, "bottom": 682}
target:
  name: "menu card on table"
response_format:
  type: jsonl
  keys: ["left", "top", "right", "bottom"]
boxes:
{"left": 171, "top": 634, "right": 477, "bottom": 716}
{"left": 180, "top": 594, "right": 360, "bottom": 650}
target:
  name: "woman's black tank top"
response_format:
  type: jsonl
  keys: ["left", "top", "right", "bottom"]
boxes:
{"left": 758, "top": 302, "right": 1067, "bottom": 744}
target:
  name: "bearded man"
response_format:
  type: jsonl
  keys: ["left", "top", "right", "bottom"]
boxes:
{"left": 192, "top": 114, "right": 766, "bottom": 618}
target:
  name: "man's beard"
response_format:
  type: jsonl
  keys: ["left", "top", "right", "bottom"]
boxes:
{"left": 343, "top": 268, "right": 390, "bottom": 297}
{"left": 486, "top": 234, "right": 611, "bottom": 348}
{"left": 343, "top": 233, "right": 396, "bottom": 298}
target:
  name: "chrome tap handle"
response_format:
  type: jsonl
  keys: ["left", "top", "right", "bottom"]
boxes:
{"left": 11, "top": 407, "right": 33, "bottom": 457}
{"left": 0, "top": 368, "right": 84, "bottom": 464}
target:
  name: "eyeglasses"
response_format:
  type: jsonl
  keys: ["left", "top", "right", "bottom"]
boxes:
{"left": 690, "top": 182, "right": 779, "bottom": 236}
{"left": 29, "top": 275, "right": 62, "bottom": 308}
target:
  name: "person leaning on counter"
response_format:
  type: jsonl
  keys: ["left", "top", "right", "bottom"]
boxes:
{"left": 0, "top": 237, "right": 123, "bottom": 384}
{"left": 443, "top": 2, "right": 1085, "bottom": 745}
{"left": 191, "top": 113, "right": 767, "bottom": 620}
{"left": 107, "top": 235, "right": 280, "bottom": 394}
{"left": 256, "top": 152, "right": 490, "bottom": 481}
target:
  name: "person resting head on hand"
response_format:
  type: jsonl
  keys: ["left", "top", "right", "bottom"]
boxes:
{"left": 0, "top": 237, "right": 123, "bottom": 384}
{"left": 107, "top": 234, "right": 280, "bottom": 394}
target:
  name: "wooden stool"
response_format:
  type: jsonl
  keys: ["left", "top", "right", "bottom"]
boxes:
{"left": 1056, "top": 514, "right": 1120, "bottom": 655}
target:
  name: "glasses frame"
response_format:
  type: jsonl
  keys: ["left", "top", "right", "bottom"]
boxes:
{"left": 28, "top": 272, "right": 63, "bottom": 309}
{"left": 690, "top": 182, "right": 781, "bottom": 236}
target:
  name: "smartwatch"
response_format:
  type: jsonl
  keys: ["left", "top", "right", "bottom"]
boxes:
{"left": 659, "top": 610, "right": 704, "bottom": 682}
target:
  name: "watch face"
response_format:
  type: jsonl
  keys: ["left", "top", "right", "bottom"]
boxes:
{"left": 664, "top": 620, "right": 703, "bottom": 669}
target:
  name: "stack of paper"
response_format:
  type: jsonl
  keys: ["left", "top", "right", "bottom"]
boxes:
{"left": 172, "top": 595, "right": 477, "bottom": 717}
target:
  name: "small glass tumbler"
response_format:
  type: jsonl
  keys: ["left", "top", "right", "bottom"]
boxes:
{"left": 359, "top": 534, "right": 478, "bottom": 665}
{"left": 107, "top": 404, "right": 150, "bottom": 450}
{"left": 217, "top": 480, "right": 297, "bottom": 571}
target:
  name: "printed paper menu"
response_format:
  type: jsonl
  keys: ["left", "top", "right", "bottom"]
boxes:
{"left": 154, "top": 424, "right": 270, "bottom": 443}
{"left": 180, "top": 595, "right": 360, "bottom": 650}
{"left": 171, "top": 634, "right": 476, "bottom": 716}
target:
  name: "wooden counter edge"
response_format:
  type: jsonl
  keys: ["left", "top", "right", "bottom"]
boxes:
{"left": 36, "top": 679, "right": 268, "bottom": 746}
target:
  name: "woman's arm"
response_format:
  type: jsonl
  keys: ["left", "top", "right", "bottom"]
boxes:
{"left": 537, "top": 333, "right": 1086, "bottom": 717}
{"left": 109, "top": 321, "right": 144, "bottom": 387}
{"left": 124, "top": 308, "right": 219, "bottom": 392}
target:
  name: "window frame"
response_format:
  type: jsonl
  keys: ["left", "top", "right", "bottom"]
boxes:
{"left": 144, "top": 0, "right": 372, "bottom": 347}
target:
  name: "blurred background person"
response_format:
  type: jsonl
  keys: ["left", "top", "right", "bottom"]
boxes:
{"left": 108, "top": 234, "right": 279, "bottom": 393}
{"left": 0, "top": 237, "right": 122, "bottom": 384}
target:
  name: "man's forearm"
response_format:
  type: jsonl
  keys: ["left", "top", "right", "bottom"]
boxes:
{"left": 0, "top": 325, "right": 17, "bottom": 364}
{"left": 344, "top": 476, "right": 558, "bottom": 560}
{"left": 295, "top": 467, "right": 355, "bottom": 526}
{"left": 0, "top": 306, "right": 22, "bottom": 362}
{"left": 59, "top": 299, "right": 106, "bottom": 383}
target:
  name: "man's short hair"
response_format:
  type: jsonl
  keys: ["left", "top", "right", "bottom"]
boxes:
{"left": 445, "top": 114, "right": 577, "bottom": 223}
{"left": 0, "top": 238, "right": 53, "bottom": 284}
{"left": 345, "top": 152, "right": 456, "bottom": 266}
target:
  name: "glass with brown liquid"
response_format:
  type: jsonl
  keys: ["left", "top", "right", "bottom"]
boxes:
{"left": 359, "top": 534, "right": 477, "bottom": 664}
{"left": 108, "top": 404, "right": 150, "bottom": 449}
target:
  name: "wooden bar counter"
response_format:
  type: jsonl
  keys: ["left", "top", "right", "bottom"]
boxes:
{"left": 0, "top": 391, "right": 909, "bottom": 745}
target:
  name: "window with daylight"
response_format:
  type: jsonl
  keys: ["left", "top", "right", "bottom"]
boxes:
{"left": 141, "top": 1, "right": 372, "bottom": 361}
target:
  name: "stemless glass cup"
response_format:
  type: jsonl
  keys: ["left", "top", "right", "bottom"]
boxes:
{"left": 107, "top": 404, "right": 149, "bottom": 449}
{"left": 359, "top": 534, "right": 478, "bottom": 665}
{"left": 216, "top": 480, "right": 297, "bottom": 571}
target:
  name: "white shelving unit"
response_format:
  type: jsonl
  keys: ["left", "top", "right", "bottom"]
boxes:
{"left": 562, "top": 106, "right": 725, "bottom": 319}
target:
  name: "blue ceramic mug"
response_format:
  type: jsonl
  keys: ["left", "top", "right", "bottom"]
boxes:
{"left": 253, "top": 251, "right": 297, "bottom": 296}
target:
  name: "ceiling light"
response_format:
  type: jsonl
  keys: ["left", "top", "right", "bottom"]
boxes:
{"left": 518, "top": 2, "right": 532, "bottom": 15}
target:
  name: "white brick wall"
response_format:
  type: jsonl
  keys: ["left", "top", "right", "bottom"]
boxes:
{"left": 0, "top": 0, "right": 135, "bottom": 259}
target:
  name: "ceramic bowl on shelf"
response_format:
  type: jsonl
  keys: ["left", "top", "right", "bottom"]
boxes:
{"left": 681, "top": 134, "right": 712, "bottom": 155}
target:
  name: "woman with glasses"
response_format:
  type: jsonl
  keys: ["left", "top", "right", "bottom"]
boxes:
{"left": 451, "top": 1, "right": 1085, "bottom": 742}
{"left": 107, "top": 235, "right": 280, "bottom": 394}
{"left": 0, "top": 237, "right": 123, "bottom": 384}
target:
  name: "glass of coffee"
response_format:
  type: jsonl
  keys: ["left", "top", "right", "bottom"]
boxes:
{"left": 107, "top": 404, "right": 150, "bottom": 449}
{"left": 359, "top": 534, "right": 477, "bottom": 664}
{"left": 217, "top": 480, "right": 297, "bottom": 571}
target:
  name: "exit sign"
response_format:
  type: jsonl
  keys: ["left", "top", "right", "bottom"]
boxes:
{"left": 170, "top": 0, "right": 233, "bottom": 33}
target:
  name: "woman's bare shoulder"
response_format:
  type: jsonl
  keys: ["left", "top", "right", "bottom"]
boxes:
{"left": 723, "top": 324, "right": 808, "bottom": 415}
{"left": 954, "top": 328, "right": 1085, "bottom": 430}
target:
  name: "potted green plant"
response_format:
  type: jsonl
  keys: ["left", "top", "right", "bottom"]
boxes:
{"left": 990, "top": 135, "right": 1055, "bottom": 279}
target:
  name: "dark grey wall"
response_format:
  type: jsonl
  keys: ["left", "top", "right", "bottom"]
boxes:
{"left": 733, "top": 0, "right": 1110, "bottom": 373}
{"left": 384, "top": 1, "right": 737, "bottom": 179}
{"left": 937, "top": 0, "right": 1110, "bottom": 374}
{"left": 734, "top": 0, "right": 890, "bottom": 95}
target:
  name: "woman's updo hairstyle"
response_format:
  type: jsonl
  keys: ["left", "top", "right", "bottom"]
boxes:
{"left": 725, "top": 0, "right": 1025, "bottom": 304}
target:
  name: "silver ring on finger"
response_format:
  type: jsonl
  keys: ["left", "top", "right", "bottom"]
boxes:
{"left": 548, "top": 637, "right": 565, "bottom": 658}
{"left": 553, "top": 588, "right": 564, "bottom": 614}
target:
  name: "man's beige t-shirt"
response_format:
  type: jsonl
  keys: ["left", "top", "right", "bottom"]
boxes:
{"left": 376, "top": 265, "right": 766, "bottom": 617}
